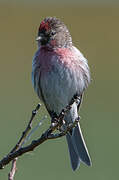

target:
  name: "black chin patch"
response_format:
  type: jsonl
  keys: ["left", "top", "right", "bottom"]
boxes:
{"left": 38, "top": 28, "right": 50, "bottom": 45}
{"left": 40, "top": 38, "right": 49, "bottom": 45}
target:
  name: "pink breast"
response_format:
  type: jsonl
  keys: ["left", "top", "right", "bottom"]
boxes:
{"left": 38, "top": 47, "right": 79, "bottom": 75}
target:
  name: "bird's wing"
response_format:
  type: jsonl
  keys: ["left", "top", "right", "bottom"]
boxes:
{"left": 32, "top": 50, "right": 45, "bottom": 102}
{"left": 72, "top": 46, "right": 91, "bottom": 89}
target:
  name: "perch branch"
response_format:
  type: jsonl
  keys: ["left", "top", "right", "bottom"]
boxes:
{"left": 0, "top": 95, "right": 80, "bottom": 170}
{"left": 8, "top": 158, "right": 17, "bottom": 180}
{"left": 48, "top": 116, "right": 80, "bottom": 139}
{"left": 7, "top": 103, "right": 41, "bottom": 180}
{"left": 10, "top": 103, "right": 41, "bottom": 154}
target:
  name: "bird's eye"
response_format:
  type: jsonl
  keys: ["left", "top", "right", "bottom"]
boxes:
{"left": 51, "top": 31, "right": 56, "bottom": 36}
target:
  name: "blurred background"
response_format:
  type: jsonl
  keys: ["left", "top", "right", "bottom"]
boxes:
{"left": 0, "top": 0, "right": 119, "bottom": 179}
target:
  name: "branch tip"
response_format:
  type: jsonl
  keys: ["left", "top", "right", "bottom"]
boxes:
{"left": 0, "top": 95, "right": 82, "bottom": 176}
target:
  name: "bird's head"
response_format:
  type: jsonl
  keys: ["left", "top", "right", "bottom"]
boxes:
{"left": 36, "top": 17, "right": 72, "bottom": 49}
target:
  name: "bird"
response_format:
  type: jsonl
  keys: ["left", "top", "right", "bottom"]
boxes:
{"left": 32, "top": 17, "right": 91, "bottom": 171}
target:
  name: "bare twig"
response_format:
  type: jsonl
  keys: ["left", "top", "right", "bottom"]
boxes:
{"left": 0, "top": 95, "right": 80, "bottom": 170}
{"left": 48, "top": 116, "right": 80, "bottom": 139}
{"left": 22, "top": 115, "right": 47, "bottom": 146}
{"left": 0, "top": 117, "right": 80, "bottom": 170}
{"left": 10, "top": 103, "right": 41, "bottom": 154}
{"left": 7, "top": 103, "right": 41, "bottom": 180}
{"left": 8, "top": 158, "right": 17, "bottom": 180}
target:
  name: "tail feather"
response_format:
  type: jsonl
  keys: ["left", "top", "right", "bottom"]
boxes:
{"left": 66, "top": 122, "right": 91, "bottom": 170}
{"left": 64, "top": 103, "right": 91, "bottom": 170}
{"left": 72, "top": 123, "right": 91, "bottom": 166}
{"left": 66, "top": 133, "right": 80, "bottom": 171}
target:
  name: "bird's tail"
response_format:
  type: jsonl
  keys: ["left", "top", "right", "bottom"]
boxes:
{"left": 66, "top": 123, "right": 91, "bottom": 170}
{"left": 65, "top": 103, "right": 91, "bottom": 170}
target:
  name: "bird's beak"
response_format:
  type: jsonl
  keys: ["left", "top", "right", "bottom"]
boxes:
{"left": 36, "top": 36, "right": 42, "bottom": 41}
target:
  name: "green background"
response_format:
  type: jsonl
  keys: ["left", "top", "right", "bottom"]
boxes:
{"left": 0, "top": 1, "right": 119, "bottom": 180}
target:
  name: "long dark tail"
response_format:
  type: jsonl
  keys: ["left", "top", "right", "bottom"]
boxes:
{"left": 66, "top": 122, "right": 91, "bottom": 171}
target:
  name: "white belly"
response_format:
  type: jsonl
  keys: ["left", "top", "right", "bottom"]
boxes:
{"left": 40, "top": 61, "right": 83, "bottom": 114}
